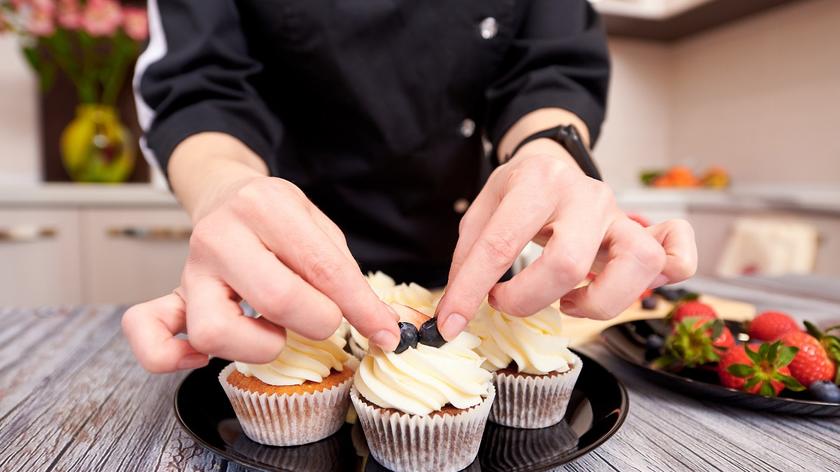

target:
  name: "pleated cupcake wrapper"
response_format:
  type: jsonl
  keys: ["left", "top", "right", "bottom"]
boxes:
{"left": 489, "top": 354, "right": 583, "bottom": 429}
{"left": 219, "top": 363, "right": 352, "bottom": 446}
{"left": 350, "top": 385, "right": 495, "bottom": 472}
{"left": 348, "top": 337, "right": 367, "bottom": 360}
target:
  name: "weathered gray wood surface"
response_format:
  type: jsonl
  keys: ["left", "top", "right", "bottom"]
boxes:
{"left": 1, "top": 277, "right": 839, "bottom": 472}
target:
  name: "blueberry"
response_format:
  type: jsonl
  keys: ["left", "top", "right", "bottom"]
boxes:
{"left": 644, "top": 334, "right": 665, "bottom": 361}
{"left": 641, "top": 296, "right": 658, "bottom": 310}
{"left": 809, "top": 381, "right": 840, "bottom": 403}
{"left": 418, "top": 318, "right": 446, "bottom": 348}
{"left": 394, "top": 322, "right": 419, "bottom": 354}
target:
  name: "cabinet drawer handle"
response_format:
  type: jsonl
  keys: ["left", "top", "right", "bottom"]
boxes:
{"left": 0, "top": 226, "right": 57, "bottom": 242}
{"left": 107, "top": 226, "right": 192, "bottom": 241}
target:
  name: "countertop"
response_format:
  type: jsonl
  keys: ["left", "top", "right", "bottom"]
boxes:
{"left": 1, "top": 183, "right": 840, "bottom": 215}
{"left": 1, "top": 276, "right": 839, "bottom": 471}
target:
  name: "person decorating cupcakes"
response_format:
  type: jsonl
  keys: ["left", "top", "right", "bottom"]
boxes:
{"left": 122, "top": 0, "right": 698, "bottom": 373}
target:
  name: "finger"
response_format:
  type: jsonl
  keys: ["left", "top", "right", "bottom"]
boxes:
{"left": 448, "top": 173, "right": 503, "bottom": 283}
{"left": 646, "top": 219, "right": 697, "bottom": 284}
{"left": 488, "top": 203, "right": 609, "bottom": 317}
{"left": 121, "top": 291, "right": 209, "bottom": 373}
{"left": 438, "top": 184, "right": 556, "bottom": 339}
{"left": 183, "top": 274, "right": 287, "bottom": 363}
{"left": 251, "top": 208, "right": 400, "bottom": 351}
{"left": 216, "top": 228, "right": 344, "bottom": 340}
{"left": 560, "top": 219, "right": 666, "bottom": 320}
{"left": 308, "top": 204, "right": 356, "bottom": 262}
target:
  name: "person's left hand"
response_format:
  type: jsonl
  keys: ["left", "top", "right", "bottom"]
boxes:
{"left": 436, "top": 142, "right": 697, "bottom": 340}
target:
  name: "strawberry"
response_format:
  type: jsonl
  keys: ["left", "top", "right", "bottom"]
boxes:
{"left": 778, "top": 328, "right": 837, "bottom": 386}
{"left": 639, "top": 288, "right": 653, "bottom": 301}
{"left": 747, "top": 311, "right": 800, "bottom": 341}
{"left": 669, "top": 300, "right": 717, "bottom": 325}
{"left": 718, "top": 342, "right": 804, "bottom": 396}
{"left": 654, "top": 317, "right": 734, "bottom": 370}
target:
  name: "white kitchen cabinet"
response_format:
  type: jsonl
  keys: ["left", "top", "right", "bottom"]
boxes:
{"left": 0, "top": 209, "right": 82, "bottom": 306}
{"left": 80, "top": 208, "right": 191, "bottom": 304}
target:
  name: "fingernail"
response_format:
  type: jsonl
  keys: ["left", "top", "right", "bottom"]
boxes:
{"left": 648, "top": 274, "right": 669, "bottom": 289}
{"left": 176, "top": 354, "right": 209, "bottom": 370}
{"left": 487, "top": 293, "right": 498, "bottom": 309}
{"left": 560, "top": 299, "right": 582, "bottom": 317}
{"left": 441, "top": 313, "right": 468, "bottom": 340}
{"left": 370, "top": 329, "right": 399, "bottom": 351}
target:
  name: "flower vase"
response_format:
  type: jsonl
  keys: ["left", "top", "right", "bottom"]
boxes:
{"left": 60, "top": 104, "right": 135, "bottom": 183}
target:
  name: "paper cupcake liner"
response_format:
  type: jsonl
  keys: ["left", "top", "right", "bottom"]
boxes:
{"left": 350, "top": 385, "right": 495, "bottom": 472}
{"left": 219, "top": 363, "right": 352, "bottom": 446}
{"left": 489, "top": 354, "right": 583, "bottom": 429}
{"left": 349, "top": 337, "right": 367, "bottom": 360}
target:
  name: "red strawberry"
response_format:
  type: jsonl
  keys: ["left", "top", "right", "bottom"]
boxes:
{"left": 718, "top": 342, "right": 803, "bottom": 396}
{"left": 670, "top": 300, "right": 717, "bottom": 325}
{"left": 778, "top": 330, "right": 836, "bottom": 386}
{"left": 639, "top": 288, "right": 653, "bottom": 301}
{"left": 748, "top": 311, "right": 799, "bottom": 341}
{"left": 655, "top": 317, "right": 733, "bottom": 370}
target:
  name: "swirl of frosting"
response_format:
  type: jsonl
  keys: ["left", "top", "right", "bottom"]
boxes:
{"left": 351, "top": 272, "right": 439, "bottom": 351}
{"left": 235, "top": 331, "right": 353, "bottom": 386}
{"left": 469, "top": 303, "right": 575, "bottom": 375}
{"left": 354, "top": 332, "right": 493, "bottom": 416}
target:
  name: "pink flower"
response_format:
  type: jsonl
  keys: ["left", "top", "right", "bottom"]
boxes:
{"left": 57, "top": 0, "right": 82, "bottom": 30}
{"left": 122, "top": 7, "right": 148, "bottom": 41}
{"left": 26, "top": 1, "right": 56, "bottom": 37}
{"left": 81, "top": 0, "right": 122, "bottom": 37}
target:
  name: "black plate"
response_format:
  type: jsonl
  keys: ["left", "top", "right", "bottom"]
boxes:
{"left": 174, "top": 350, "right": 628, "bottom": 471}
{"left": 601, "top": 318, "right": 840, "bottom": 416}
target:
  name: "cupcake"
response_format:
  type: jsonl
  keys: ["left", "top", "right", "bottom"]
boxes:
{"left": 349, "top": 271, "right": 438, "bottom": 359}
{"left": 469, "top": 304, "right": 582, "bottom": 429}
{"left": 219, "top": 329, "right": 358, "bottom": 446}
{"left": 351, "top": 308, "right": 495, "bottom": 472}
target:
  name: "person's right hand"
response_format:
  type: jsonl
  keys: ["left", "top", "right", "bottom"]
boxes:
{"left": 122, "top": 175, "right": 400, "bottom": 373}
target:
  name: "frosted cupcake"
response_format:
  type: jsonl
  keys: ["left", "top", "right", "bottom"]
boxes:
{"left": 469, "top": 304, "right": 582, "bottom": 429}
{"left": 349, "top": 271, "right": 438, "bottom": 359}
{"left": 219, "top": 330, "right": 358, "bottom": 446}
{"left": 350, "top": 309, "right": 494, "bottom": 472}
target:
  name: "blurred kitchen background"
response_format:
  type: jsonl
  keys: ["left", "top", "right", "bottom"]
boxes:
{"left": 0, "top": 0, "right": 838, "bottom": 306}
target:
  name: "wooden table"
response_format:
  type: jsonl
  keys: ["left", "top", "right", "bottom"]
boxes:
{"left": 2, "top": 277, "right": 839, "bottom": 471}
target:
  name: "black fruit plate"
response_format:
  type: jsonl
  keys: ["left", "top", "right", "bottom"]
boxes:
{"left": 174, "top": 350, "right": 628, "bottom": 472}
{"left": 601, "top": 318, "right": 840, "bottom": 416}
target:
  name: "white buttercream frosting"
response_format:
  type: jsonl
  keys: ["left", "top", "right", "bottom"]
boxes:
{"left": 353, "top": 332, "right": 493, "bottom": 416}
{"left": 235, "top": 331, "right": 354, "bottom": 386}
{"left": 350, "top": 271, "right": 439, "bottom": 352}
{"left": 468, "top": 303, "right": 575, "bottom": 375}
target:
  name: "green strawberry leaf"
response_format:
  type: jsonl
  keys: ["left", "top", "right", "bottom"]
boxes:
{"left": 744, "top": 377, "right": 761, "bottom": 390}
{"left": 728, "top": 364, "right": 755, "bottom": 378}
{"left": 759, "top": 382, "right": 776, "bottom": 397}
{"left": 758, "top": 342, "right": 770, "bottom": 359}
{"left": 710, "top": 320, "right": 723, "bottom": 340}
{"left": 680, "top": 292, "right": 700, "bottom": 302}
{"left": 776, "top": 374, "right": 805, "bottom": 392}
{"left": 822, "top": 336, "right": 840, "bottom": 364}
{"left": 745, "top": 345, "right": 762, "bottom": 365}
{"left": 775, "top": 345, "right": 799, "bottom": 368}
{"left": 804, "top": 320, "right": 823, "bottom": 339}
{"left": 767, "top": 341, "right": 779, "bottom": 363}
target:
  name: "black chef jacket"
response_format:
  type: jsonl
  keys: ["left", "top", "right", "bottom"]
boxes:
{"left": 135, "top": 0, "right": 610, "bottom": 287}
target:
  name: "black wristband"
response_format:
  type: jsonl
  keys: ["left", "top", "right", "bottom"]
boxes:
{"left": 503, "top": 125, "right": 602, "bottom": 181}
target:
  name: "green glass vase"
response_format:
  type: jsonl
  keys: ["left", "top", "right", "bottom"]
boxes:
{"left": 60, "top": 104, "right": 135, "bottom": 183}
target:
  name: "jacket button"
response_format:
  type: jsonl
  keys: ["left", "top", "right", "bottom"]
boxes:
{"left": 460, "top": 119, "right": 475, "bottom": 138}
{"left": 479, "top": 17, "right": 498, "bottom": 39}
{"left": 453, "top": 198, "right": 470, "bottom": 214}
